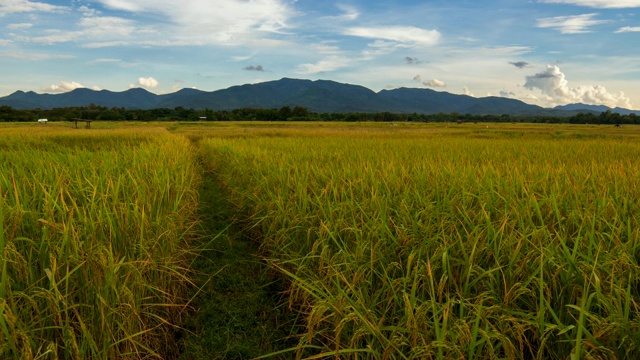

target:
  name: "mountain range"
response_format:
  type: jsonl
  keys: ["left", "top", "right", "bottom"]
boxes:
{"left": 0, "top": 78, "right": 636, "bottom": 116}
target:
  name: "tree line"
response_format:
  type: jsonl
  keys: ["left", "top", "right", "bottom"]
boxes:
{"left": 1, "top": 105, "right": 638, "bottom": 125}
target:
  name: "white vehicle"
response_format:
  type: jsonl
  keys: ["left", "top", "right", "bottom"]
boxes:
{"left": 37, "top": 118, "right": 48, "bottom": 123}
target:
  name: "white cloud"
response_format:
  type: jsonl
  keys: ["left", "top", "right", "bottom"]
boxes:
{"left": 524, "top": 65, "right": 632, "bottom": 108}
{"left": 42, "top": 81, "right": 85, "bottom": 93}
{"left": 310, "top": 41, "right": 343, "bottom": 56}
{"left": 79, "top": 16, "right": 138, "bottom": 38}
{"left": 137, "top": 77, "right": 159, "bottom": 89}
{"left": 0, "top": 39, "right": 11, "bottom": 45}
{"left": 323, "top": 4, "right": 359, "bottom": 21}
{"left": 78, "top": 5, "right": 99, "bottom": 17}
{"left": 89, "top": 58, "right": 121, "bottom": 64}
{"left": 295, "top": 56, "right": 352, "bottom": 74}
{"left": 537, "top": 13, "right": 608, "bottom": 34}
{"left": 92, "top": 0, "right": 296, "bottom": 45}
{"left": 0, "top": 0, "right": 67, "bottom": 15}
{"left": 360, "top": 40, "right": 404, "bottom": 59}
{"left": 425, "top": 79, "right": 446, "bottom": 87}
{"left": 0, "top": 51, "right": 74, "bottom": 60}
{"left": 413, "top": 75, "right": 446, "bottom": 88}
{"left": 615, "top": 26, "right": 640, "bottom": 32}
{"left": 463, "top": 86, "right": 475, "bottom": 97}
{"left": 232, "top": 53, "right": 256, "bottom": 62}
{"left": 448, "top": 45, "right": 533, "bottom": 57}
{"left": 24, "top": 16, "right": 140, "bottom": 45}
{"left": 540, "top": 0, "right": 640, "bottom": 8}
{"left": 7, "top": 22, "right": 32, "bottom": 29}
{"left": 345, "top": 26, "right": 441, "bottom": 47}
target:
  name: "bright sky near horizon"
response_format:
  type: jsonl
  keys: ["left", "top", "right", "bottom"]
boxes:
{"left": 1, "top": 0, "right": 639, "bottom": 109}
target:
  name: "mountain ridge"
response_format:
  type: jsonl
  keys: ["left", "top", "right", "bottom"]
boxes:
{"left": 0, "top": 78, "right": 637, "bottom": 116}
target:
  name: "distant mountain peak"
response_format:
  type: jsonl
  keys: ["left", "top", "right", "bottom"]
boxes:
{"left": 1, "top": 78, "right": 635, "bottom": 115}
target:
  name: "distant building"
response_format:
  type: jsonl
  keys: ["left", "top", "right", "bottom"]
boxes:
{"left": 37, "top": 118, "right": 48, "bottom": 123}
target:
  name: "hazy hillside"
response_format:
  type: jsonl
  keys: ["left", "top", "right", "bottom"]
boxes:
{"left": 1, "top": 78, "right": 637, "bottom": 116}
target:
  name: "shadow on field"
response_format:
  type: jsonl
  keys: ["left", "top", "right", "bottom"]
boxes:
{"left": 177, "top": 159, "right": 301, "bottom": 359}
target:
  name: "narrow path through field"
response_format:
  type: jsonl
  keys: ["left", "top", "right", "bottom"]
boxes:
{"left": 177, "top": 156, "right": 299, "bottom": 359}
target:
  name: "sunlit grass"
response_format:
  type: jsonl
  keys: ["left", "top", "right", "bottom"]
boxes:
{"left": 199, "top": 124, "right": 640, "bottom": 359}
{"left": 2, "top": 121, "right": 639, "bottom": 359}
{"left": 0, "top": 127, "right": 199, "bottom": 359}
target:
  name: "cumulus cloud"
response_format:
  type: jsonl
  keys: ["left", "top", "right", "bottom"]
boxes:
{"left": 616, "top": 26, "right": 640, "bottom": 33}
{"left": 540, "top": 0, "right": 640, "bottom": 8}
{"left": 42, "top": 81, "right": 85, "bottom": 93}
{"left": 0, "top": 0, "right": 67, "bottom": 15}
{"left": 425, "top": 79, "right": 446, "bottom": 87}
{"left": 243, "top": 65, "right": 264, "bottom": 71}
{"left": 413, "top": 75, "right": 446, "bottom": 88}
{"left": 500, "top": 90, "right": 516, "bottom": 97}
{"left": 137, "top": 77, "right": 159, "bottom": 89}
{"left": 463, "top": 86, "right": 475, "bottom": 97}
{"left": 524, "top": 65, "right": 632, "bottom": 108}
{"left": 510, "top": 61, "right": 531, "bottom": 69}
{"left": 345, "top": 26, "right": 441, "bottom": 47}
{"left": 537, "top": 13, "right": 608, "bottom": 34}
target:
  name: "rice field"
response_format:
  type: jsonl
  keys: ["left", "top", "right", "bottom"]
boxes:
{"left": 1, "top": 121, "right": 640, "bottom": 359}
{"left": 194, "top": 122, "right": 640, "bottom": 359}
{"left": 0, "top": 125, "right": 199, "bottom": 359}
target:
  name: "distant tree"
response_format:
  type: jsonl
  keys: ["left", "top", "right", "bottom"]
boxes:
{"left": 278, "top": 106, "right": 293, "bottom": 121}
{"left": 291, "top": 106, "right": 309, "bottom": 118}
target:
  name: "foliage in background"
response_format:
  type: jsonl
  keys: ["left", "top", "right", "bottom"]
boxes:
{"left": 2, "top": 104, "right": 640, "bottom": 124}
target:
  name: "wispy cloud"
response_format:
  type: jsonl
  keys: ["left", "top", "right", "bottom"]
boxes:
{"left": 7, "top": 22, "right": 32, "bottom": 29}
{"left": 615, "top": 26, "right": 640, "bottom": 32}
{"left": 0, "top": 0, "right": 67, "bottom": 16}
{"left": 539, "top": 0, "right": 640, "bottom": 8}
{"left": 232, "top": 54, "right": 256, "bottom": 62}
{"left": 89, "top": 58, "right": 122, "bottom": 64}
{"left": 463, "top": 86, "right": 475, "bottom": 97}
{"left": 345, "top": 26, "right": 441, "bottom": 47}
{"left": 537, "top": 13, "right": 608, "bottom": 34}
{"left": 23, "top": 16, "right": 141, "bottom": 45}
{"left": 323, "top": 4, "right": 359, "bottom": 21}
{"left": 450, "top": 45, "right": 533, "bottom": 56}
{"left": 92, "top": 0, "right": 296, "bottom": 45}
{"left": 296, "top": 56, "right": 352, "bottom": 75}
{"left": 0, "top": 51, "right": 74, "bottom": 60}
{"left": 78, "top": 5, "right": 99, "bottom": 17}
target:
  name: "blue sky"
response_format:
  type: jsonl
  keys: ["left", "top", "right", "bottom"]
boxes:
{"left": 1, "top": 0, "right": 640, "bottom": 109}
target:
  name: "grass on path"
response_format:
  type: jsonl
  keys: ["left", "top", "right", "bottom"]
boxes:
{"left": 178, "top": 159, "right": 300, "bottom": 360}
